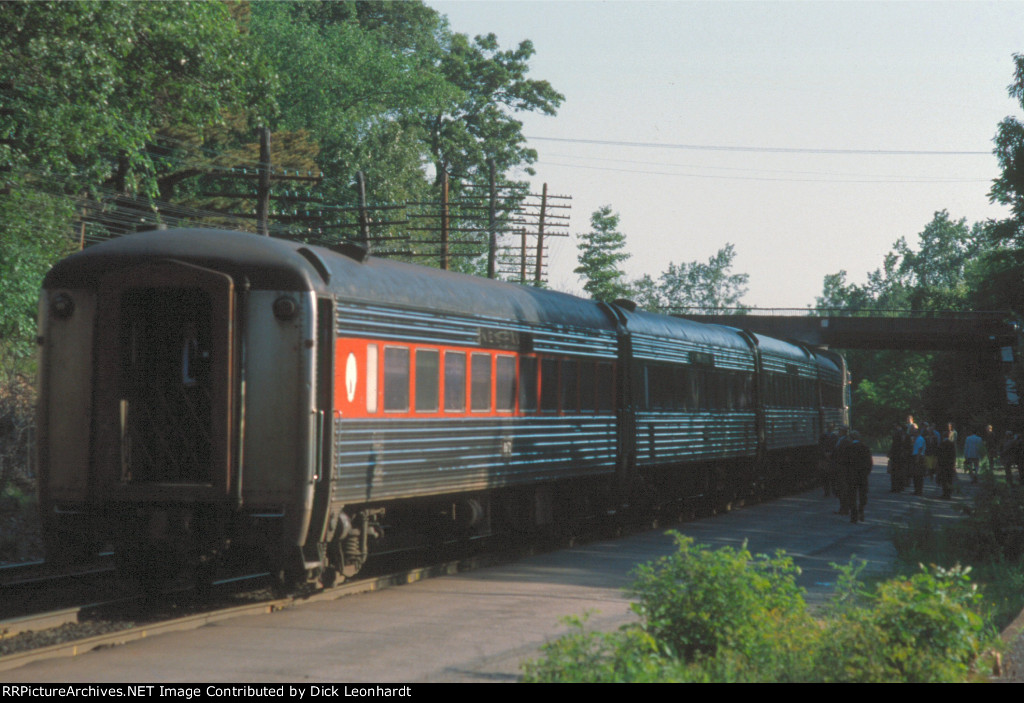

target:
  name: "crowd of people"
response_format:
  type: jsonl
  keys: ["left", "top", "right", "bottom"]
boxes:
{"left": 888, "top": 417, "right": 1024, "bottom": 495}
{"left": 819, "top": 416, "right": 1022, "bottom": 523}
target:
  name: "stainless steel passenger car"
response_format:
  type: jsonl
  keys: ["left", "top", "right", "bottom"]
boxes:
{"left": 36, "top": 229, "right": 848, "bottom": 586}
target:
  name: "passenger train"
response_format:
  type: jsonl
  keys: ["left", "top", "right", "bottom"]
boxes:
{"left": 36, "top": 229, "right": 848, "bottom": 586}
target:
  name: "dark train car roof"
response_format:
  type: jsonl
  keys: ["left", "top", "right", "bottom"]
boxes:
{"left": 322, "top": 246, "right": 616, "bottom": 332}
{"left": 44, "top": 229, "right": 318, "bottom": 292}
{"left": 44, "top": 229, "right": 617, "bottom": 332}
{"left": 621, "top": 308, "right": 751, "bottom": 351}
{"left": 812, "top": 348, "right": 844, "bottom": 374}
{"left": 752, "top": 331, "right": 814, "bottom": 361}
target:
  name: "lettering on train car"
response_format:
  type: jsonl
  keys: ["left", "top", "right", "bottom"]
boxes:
{"left": 477, "top": 327, "right": 533, "bottom": 352}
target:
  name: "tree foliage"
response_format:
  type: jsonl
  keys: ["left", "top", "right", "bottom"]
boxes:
{"left": 574, "top": 206, "right": 632, "bottom": 302}
{"left": 423, "top": 31, "right": 563, "bottom": 185}
{"left": 0, "top": 0, "right": 566, "bottom": 365}
{"left": 633, "top": 243, "right": 749, "bottom": 314}
{"left": 0, "top": 0, "right": 273, "bottom": 192}
{"left": 249, "top": 1, "right": 452, "bottom": 205}
{"left": 814, "top": 210, "right": 1003, "bottom": 438}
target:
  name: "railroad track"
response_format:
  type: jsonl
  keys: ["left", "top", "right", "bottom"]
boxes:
{"left": 1, "top": 555, "right": 121, "bottom": 620}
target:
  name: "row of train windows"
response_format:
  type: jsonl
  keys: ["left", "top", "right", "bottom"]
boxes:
{"left": 641, "top": 363, "right": 755, "bottom": 412}
{"left": 641, "top": 363, "right": 846, "bottom": 412}
{"left": 763, "top": 373, "right": 818, "bottom": 409}
{"left": 374, "top": 345, "right": 615, "bottom": 415}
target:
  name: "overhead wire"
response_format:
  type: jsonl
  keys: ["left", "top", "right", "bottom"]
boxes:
{"left": 526, "top": 135, "right": 992, "bottom": 156}
{"left": 536, "top": 158, "right": 992, "bottom": 183}
{"left": 542, "top": 152, "right": 994, "bottom": 183}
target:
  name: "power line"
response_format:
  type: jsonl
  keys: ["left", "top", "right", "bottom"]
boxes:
{"left": 544, "top": 152, "right": 991, "bottom": 181}
{"left": 527, "top": 135, "right": 991, "bottom": 156}
{"left": 538, "top": 159, "right": 991, "bottom": 184}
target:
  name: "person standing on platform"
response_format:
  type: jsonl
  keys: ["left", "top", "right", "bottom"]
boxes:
{"left": 963, "top": 430, "right": 983, "bottom": 483}
{"left": 911, "top": 426, "right": 927, "bottom": 495}
{"left": 924, "top": 422, "right": 940, "bottom": 481}
{"left": 888, "top": 423, "right": 908, "bottom": 492}
{"left": 838, "top": 430, "right": 873, "bottom": 523}
{"left": 833, "top": 427, "right": 851, "bottom": 516}
{"left": 937, "top": 430, "right": 958, "bottom": 499}
{"left": 984, "top": 424, "right": 999, "bottom": 474}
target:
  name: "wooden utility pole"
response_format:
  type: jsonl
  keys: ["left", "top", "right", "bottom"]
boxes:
{"left": 257, "top": 127, "right": 271, "bottom": 236}
{"left": 355, "top": 171, "right": 370, "bottom": 248}
{"left": 487, "top": 160, "right": 497, "bottom": 279}
{"left": 440, "top": 172, "right": 450, "bottom": 271}
{"left": 535, "top": 183, "right": 548, "bottom": 285}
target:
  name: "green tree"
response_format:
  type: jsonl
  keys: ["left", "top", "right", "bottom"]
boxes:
{"left": 0, "top": 0, "right": 273, "bottom": 366}
{"left": 423, "top": 30, "right": 564, "bottom": 186}
{"left": 575, "top": 206, "right": 632, "bottom": 302}
{"left": 0, "top": 0, "right": 273, "bottom": 192}
{"left": 250, "top": 0, "right": 452, "bottom": 206}
{"left": 633, "top": 244, "right": 749, "bottom": 314}
{"left": 990, "top": 53, "right": 1024, "bottom": 243}
{"left": 814, "top": 211, "right": 997, "bottom": 438}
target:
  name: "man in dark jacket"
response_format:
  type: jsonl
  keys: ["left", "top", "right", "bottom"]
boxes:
{"left": 838, "top": 430, "right": 874, "bottom": 523}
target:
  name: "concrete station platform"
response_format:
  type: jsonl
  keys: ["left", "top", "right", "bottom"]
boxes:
{"left": 2, "top": 456, "right": 974, "bottom": 683}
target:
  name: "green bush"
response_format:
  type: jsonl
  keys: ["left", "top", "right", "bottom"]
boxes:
{"left": 523, "top": 536, "right": 998, "bottom": 683}
{"left": 627, "top": 533, "right": 817, "bottom": 680}
{"left": 520, "top": 613, "right": 667, "bottom": 683}
{"left": 819, "top": 564, "right": 996, "bottom": 682}
{"left": 888, "top": 476, "right": 1024, "bottom": 631}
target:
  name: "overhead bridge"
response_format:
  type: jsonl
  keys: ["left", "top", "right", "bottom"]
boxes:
{"left": 676, "top": 311, "right": 1019, "bottom": 352}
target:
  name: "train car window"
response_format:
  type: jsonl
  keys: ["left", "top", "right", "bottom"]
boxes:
{"left": 540, "top": 357, "right": 559, "bottom": 412}
{"left": 444, "top": 351, "right": 466, "bottom": 412}
{"left": 383, "top": 346, "right": 410, "bottom": 412}
{"left": 415, "top": 349, "right": 440, "bottom": 412}
{"left": 519, "top": 356, "right": 538, "bottom": 412}
{"left": 739, "top": 373, "right": 753, "bottom": 410}
{"left": 579, "top": 361, "right": 596, "bottom": 412}
{"left": 561, "top": 359, "right": 579, "bottom": 413}
{"left": 655, "top": 366, "right": 671, "bottom": 409}
{"left": 596, "top": 362, "right": 614, "bottom": 412}
{"left": 471, "top": 353, "right": 492, "bottom": 412}
{"left": 366, "top": 344, "right": 378, "bottom": 413}
{"left": 646, "top": 364, "right": 662, "bottom": 410}
{"left": 709, "top": 370, "right": 720, "bottom": 410}
{"left": 695, "top": 369, "right": 707, "bottom": 410}
{"left": 717, "top": 372, "right": 731, "bottom": 411}
{"left": 496, "top": 355, "right": 516, "bottom": 412}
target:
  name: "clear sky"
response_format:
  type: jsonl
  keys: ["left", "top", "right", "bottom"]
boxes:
{"left": 429, "top": 0, "right": 1024, "bottom": 308}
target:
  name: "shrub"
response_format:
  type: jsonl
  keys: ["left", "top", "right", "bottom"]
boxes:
{"left": 627, "top": 532, "right": 817, "bottom": 680}
{"left": 523, "top": 537, "right": 998, "bottom": 682}
{"left": 520, "top": 614, "right": 666, "bottom": 683}
{"left": 818, "top": 564, "right": 997, "bottom": 682}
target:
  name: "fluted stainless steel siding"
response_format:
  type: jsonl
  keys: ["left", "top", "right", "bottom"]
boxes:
{"left": 634, "top": 412, "right": 757, "bottom": 465}
{"left": 332, "top": 416, "right": 617, "bottom": 503}
{"left": 631, "top": 335, "right": 756, "bottom": 372}
{"left": 764, "top": 407, "right": 819, "bottom": 450}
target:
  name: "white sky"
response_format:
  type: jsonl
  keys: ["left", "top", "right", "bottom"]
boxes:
{"left": 429, "top": 0, "right": 1024, "bottom": 308}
